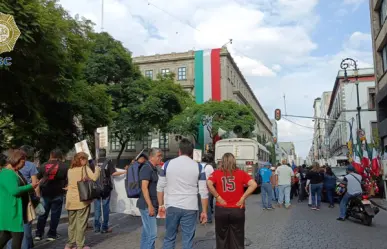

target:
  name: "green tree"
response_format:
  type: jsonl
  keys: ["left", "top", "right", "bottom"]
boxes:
{"left": 168, "top": 100, "right": 256, "bottom": 147}
{"left": 109, "top": 74, "right": 192, "bottom": 162}
{"left": 0, "top": 0, "right": 112, "bottom": 158}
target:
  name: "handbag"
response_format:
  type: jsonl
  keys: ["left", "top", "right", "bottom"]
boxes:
{"left": 16, "top": 173, "right": 40, "bottom": 222}
{"left": 77, "top": 166, "right": 102, "bottom": 201}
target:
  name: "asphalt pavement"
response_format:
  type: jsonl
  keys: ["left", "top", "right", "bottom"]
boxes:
{"left": 33, "top": 195, "right": 387, "bottom": 249}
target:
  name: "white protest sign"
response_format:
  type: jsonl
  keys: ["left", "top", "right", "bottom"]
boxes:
{"left": 96, "top": 126, "right": 108, "bottom": 149}
{"left": 193, "top": 149, "right": 202, "bottom": 162}
{"left": 151, "top": 138, "right": 159, "bottom": 148}
{"left": 74, "top": 140, "right": 92, "bottom": 160}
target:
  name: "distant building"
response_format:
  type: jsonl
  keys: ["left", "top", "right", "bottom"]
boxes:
{"left": 319, "top": 92, "right": 332, "bottom": 160}
{"left": 369, "top": 0, "right": 387, "bottom": 149}
{"left": 326, "top": 68, "right": 377, "bottom": 157}
{"left": 278, "top": 142, "right": 296, "bottom": 164}
{"left": 106, "top": 48, "right": 272, "bottom": 162}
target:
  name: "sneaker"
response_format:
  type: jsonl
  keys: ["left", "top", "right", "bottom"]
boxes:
{"left": 94, "top": 229, "right": 100, "bottom": 233}
{"left": 316, "top": 207, "right": 320, "bottom": 211}
{"left": 263, "top": 208, "right": 267, "bottom": 210}
{"left": 101, "top": 228, "right": 113, "bottom": 234}
{"left": 34, "top": 236, "right": 42, "bottom": 241}
{"left": 285, "top": 205, "right": 291, "bottom": 209}
{"left": 46, "top": 234, "right": 60, "bottom": 241}
{"left": 336, "top": 217, "right": 345, "bottom": 221}
{"left": 266, "top": 207, "right": 274, "bottom": 210}
{"left": 311, "top": 207, "right": 316, "bottom": 210}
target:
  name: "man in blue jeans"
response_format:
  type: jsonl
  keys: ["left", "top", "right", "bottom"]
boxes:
{"left": 157, "top": 139, "right": 208, "bottom": 249}
{"left": 259, "top": 162, "right": 274, "bottom": 210}
{"left": 35, "top": 149, "right": 68, "bottom": 241}
{"left": 94, "top": 159, "right": 127, "bottom": 233}
{"left": 275, "top": 160, "right": 294, "bottom": 209}
{"left": 7, "top": 145, "right": 39, "bottom": 249}
{"left": 137, "top": 148, "right": 163, "bottom": 249}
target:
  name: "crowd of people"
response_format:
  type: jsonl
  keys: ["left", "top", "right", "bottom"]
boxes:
{"left": 258, "top": 160, "right": 364, "bottom": 221}
{"left": 0, "top": 141, "right": 365, "bottom": 249}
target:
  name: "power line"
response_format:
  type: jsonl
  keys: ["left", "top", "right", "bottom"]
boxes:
{"left": 282, "top": 117, "right": 315, "bottom": 129}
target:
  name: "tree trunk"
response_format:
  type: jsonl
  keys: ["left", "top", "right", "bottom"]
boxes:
{"left": 116, "top": 140, "right": 128, "bottom": 167}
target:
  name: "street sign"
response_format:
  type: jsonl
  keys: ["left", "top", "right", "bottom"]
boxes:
{"left": 274, "top": 109, "right": 281, "bottom": 121}
{"left": 96, "top": 126, "right": 108, "bottom": 149}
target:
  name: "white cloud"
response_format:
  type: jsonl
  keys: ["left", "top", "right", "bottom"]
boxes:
{"left": 57, "top": 0, "right": 372, "bottom": 158}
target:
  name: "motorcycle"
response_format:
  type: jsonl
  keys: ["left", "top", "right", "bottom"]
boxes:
{"left": 346, "top": 194, "right": 380, "bottom": 226}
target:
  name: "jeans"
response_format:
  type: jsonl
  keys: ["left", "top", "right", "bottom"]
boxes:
{"left": 272, "top": 186, "right": 279, "bottom": 201}
{"left": 94, "top": 196, "right": 111, "bottom": 231}
{"left": 278, "top": 184, "right": 291, "bottom": 207}
{"left": 6, "top": 223, "right": 32, "bottom": 249}
{"left": 261, "top": 183, "right": 273, "bottom": 208}
{"left": 325, "top": 187, "right": 335, "bottom": 206}
{"left": 311, "top": 183, "right": 323, "bottom": 208}
{"left": 198, "top": 194, "right": 213, "bottom": 223}
{"left": 139, "top": 208, "right": 157, "bottom": 249}
{"left": 339, "top": 193, "right": 358, "bottom": 219}
{"left": 163, "top": 206, "right": 197, "bottom": 249}
{"left": 36, "top": 196, "right": 64, "bottom": 238}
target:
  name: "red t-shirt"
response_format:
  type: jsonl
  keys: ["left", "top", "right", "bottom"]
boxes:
{"left": 208, "top": 169, "right": 252, "bottom": 208}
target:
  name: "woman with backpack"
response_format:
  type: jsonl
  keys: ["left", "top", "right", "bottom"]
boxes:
{"left": 65, "top": 152, "right": 100, "bottom": 249}
{"left": 207, "top": 153, "right": 257, "bottom": 249}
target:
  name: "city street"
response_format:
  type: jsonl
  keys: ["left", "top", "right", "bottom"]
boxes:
{"left": 34, "top": 195, "right": 387, "bottom": 249}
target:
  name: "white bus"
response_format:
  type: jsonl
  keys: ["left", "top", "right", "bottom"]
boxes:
{"left": 214, "top": 138, "right": 271, "bottom": 177}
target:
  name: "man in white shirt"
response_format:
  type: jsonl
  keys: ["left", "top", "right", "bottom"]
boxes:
{"left": 157, "top": 139, "right": 208, "bottom": 249}
{"left": 275, "top": 160, "right": 294, "bottom": 208}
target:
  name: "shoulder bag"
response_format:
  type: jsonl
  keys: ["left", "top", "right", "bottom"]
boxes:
{"left": 77, "top": 166, "right": 102, "bottom": 201}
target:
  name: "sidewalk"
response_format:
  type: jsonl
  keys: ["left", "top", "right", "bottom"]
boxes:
{"left": 370, "top": 198, "right": 387, "bottom": 211}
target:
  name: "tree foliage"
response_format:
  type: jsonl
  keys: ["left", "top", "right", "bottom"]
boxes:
{"left": 0, "top": 0, "right": 112, "bottom": 159}
{"left": 168, "top": 100, "right": 256, "bottom": 145}
{"left": 109, "top": 74, "right": 192, "bottom": 161}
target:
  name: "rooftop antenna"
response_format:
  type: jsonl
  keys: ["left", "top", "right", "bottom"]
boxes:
{"left": 101, "top": 0, "right": 104, "bottom": 32}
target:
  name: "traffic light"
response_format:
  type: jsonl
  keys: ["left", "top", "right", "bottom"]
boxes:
{"left": 274, "top": 109, "right": 281, "bottom": 121}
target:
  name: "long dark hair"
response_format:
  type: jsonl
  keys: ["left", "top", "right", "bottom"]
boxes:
{"left": 325, "top": 166, "right": 333, "bottom": 176}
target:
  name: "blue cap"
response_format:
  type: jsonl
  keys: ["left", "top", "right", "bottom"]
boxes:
{"left": 347, "top": 165, "right": 355, "bottom": 172}
{"left": 264, "top": 162, "right": 272, "bottom": 167}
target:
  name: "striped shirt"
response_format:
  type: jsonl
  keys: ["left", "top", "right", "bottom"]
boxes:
{"left": 157, "top": 155, "right": 208, "bottom": 210}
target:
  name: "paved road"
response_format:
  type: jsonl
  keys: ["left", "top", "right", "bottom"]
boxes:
{"left": 34, "top": 195, "right": 387, "bottom": 249}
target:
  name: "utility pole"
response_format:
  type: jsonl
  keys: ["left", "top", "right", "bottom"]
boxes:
{"left": 283, "top": 94, "right": 287, "bottom": 115}
{"left": 101, "top": 0, "right": 104, "bottom": 32}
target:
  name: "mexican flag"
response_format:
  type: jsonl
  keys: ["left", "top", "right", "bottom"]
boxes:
{"left": 352, "top": 152, "right": 363, "bottom": 175}
{"left": 362, "top": 148, "right": 370, "bottom": 168}
{"left": 371, "top": 148, "right": 380, "bottom": 176}
{"left": 194, "top": 48, "right": 221, "bottom": 149}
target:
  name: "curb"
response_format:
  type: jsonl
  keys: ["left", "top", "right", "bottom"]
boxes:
{"left": 370, "top": 199, "right": 387, "bottom": 211}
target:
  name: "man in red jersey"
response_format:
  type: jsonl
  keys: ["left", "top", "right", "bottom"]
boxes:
{"left": 207, "top": 153, "right": 257, "bottom": 249}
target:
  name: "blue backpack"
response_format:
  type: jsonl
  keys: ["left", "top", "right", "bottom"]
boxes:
{"left": 126, "top": 161, "right": 143, "bottom": 198}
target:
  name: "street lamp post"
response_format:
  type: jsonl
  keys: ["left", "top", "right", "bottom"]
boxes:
{"left": 340, "top": 58, "right": 361, "bottom": 130}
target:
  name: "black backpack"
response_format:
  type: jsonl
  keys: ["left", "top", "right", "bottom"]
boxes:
{"left": 98, "top": 159, "right": 114, "bottom": 198}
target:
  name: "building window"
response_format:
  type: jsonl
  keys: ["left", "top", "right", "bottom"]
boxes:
{"left": 382, "top": 46, "right": 387, "bottom": 73}
{"left": 110, "top": 136, "right": 121, "bottom": 151}
{"left": 142, "top": 132, "right": 152, "bottom": 150}
{"left": 178, "top": 67, "right": 186, "bottom": 80}
{"left": 145, "top": 70, "right": 153, "bottom": 79}
{"left": 159, "top": 133, "right": 169, "bottom": 149}
{"left": 161, "top": 69, "right": 170, "bottom": 76}
{"left": 368, "top": 88, "right": 376, "bottom": 110}
{"left": 380, "top": 0, "right": 387, "bottom": 26}
{"left": 126, "top": 139, "right": 136, "bottom": 150}
{"left": 371, "top": 121, "right": 378, "bottom": 142}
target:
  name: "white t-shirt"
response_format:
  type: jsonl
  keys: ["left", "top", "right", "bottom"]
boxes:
{"left": 202, "top": 163, "right": 214, "bottom": 179}
{"left": 275, "top": 165, "right": 294, "bottom": 185}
